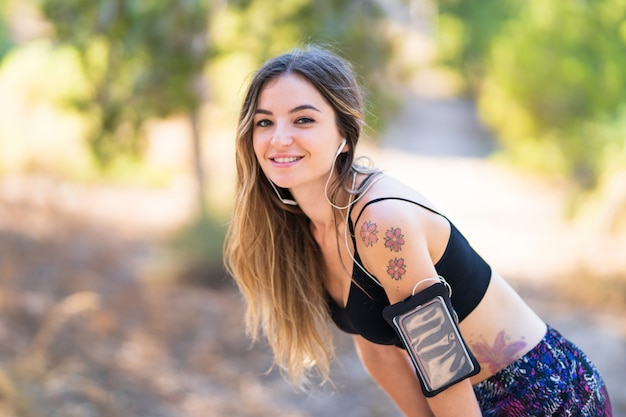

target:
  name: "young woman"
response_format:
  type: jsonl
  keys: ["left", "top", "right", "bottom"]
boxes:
{"left": 223, "top": 46, "right": 612, "bottom": 416}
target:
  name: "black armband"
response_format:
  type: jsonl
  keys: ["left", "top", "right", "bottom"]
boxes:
{"left": 382, "top": 280, "right": 480, "bottom": 397}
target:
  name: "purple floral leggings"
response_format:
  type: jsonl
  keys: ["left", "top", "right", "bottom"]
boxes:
{"left": 473, "top": 325, "right": 612, "bottom": 416}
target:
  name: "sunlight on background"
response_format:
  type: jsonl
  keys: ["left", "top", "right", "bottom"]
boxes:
{"left": 0, "top": 0, "right": 625, "bottom": 416}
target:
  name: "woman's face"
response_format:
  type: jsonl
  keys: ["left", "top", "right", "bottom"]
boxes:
{"left": 253, "top": 73, "right": 345, "bottom": 195}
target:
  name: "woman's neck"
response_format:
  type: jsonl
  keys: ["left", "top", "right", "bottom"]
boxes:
{"left": 295, "top": 184, "right": 351, "bottom": 239}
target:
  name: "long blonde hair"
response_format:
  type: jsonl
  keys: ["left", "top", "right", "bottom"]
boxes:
{"left": 224, "top": 46, "right": 369, "bottom": 386}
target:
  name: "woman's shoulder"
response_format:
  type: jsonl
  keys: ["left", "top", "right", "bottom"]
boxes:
{"left": 352, "top": 174, "right": 438, "bottom": 221}
{"left": 350, "top": 174, "right": 450, "bottom": 248}
{"left": 350, "top": 174, "right": 448, "bottom": 302}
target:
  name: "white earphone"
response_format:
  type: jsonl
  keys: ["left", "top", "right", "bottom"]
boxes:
{"left": 335, "top": 138, "right": 347, "bottom": 158}
{"left": 266, "top": 175, "right": 298, "bottom": 206}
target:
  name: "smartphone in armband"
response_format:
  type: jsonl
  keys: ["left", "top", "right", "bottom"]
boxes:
{"left": 382, "top": 281, "right": 480, "bottom": 397}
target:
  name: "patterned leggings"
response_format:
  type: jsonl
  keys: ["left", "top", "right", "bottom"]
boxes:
{"left": 473, "top": 325, "right": 612, "bottom": 416}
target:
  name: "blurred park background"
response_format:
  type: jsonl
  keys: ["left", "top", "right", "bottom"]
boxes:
{"left": 0, "top": 0, "right": 625, "bottom": 416}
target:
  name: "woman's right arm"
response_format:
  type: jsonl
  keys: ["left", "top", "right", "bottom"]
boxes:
{"left": 352, "top": 335, "right": 434, "bottom": 417}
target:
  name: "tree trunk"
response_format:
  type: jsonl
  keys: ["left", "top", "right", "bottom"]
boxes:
{"left": 189, "top": 109, "right": 206, "bottom": 219}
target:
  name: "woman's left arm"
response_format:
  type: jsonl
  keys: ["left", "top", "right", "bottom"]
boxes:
{"left": 424, "top": 380, "right": 482, "bottom": 416}
{"left": 353, "top": 335, "right": 434, "bottom": 417}
{"left": 354, "top": 200, "right": 482, "bottom": 417}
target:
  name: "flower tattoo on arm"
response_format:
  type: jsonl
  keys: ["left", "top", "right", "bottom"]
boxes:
{"left": 384, "top": 227, "right": 405, "bottom": 252}
{"left": 387, "top": 258, "right": 406, "bottom": 280}
{"left": 360, "top": 221, "right": 379, "bottom": 247}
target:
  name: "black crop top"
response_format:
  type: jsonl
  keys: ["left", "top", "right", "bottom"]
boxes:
{"left": 327, "top": 197, "right": 491, "bottom": 348}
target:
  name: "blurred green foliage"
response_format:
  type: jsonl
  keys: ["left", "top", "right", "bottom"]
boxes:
{"left": 437, "top": 0, "right": 523, "bottom": 93}
{"left": 439, "top": 0, "right": 626, "bottom": 189}
{"left": 3, "top": 0, "right": 623, "bottom": 190}
{"left": 38, "top": 0, "right": 211, "bottom": 167}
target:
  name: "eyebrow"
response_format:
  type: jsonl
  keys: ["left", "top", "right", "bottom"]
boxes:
{"left": 254, "top": 104, "right": 322, "bottom": 115}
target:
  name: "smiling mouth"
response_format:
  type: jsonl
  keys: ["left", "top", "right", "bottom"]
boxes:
{"left": 271, "top": 156, "right": 302, "bottom": 163}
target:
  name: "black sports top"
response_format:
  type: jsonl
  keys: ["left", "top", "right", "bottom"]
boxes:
{"left": 327, "top": 197, "right": 492, "bottom": 348}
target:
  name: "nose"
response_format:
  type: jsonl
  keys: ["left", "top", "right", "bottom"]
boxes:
{"left": 270, "top": 122, "right": 293, "bottom": 147}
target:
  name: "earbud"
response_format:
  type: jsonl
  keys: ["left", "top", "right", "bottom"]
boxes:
{"left": 335, "top": 138, "right": 347, "bottom": 158}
